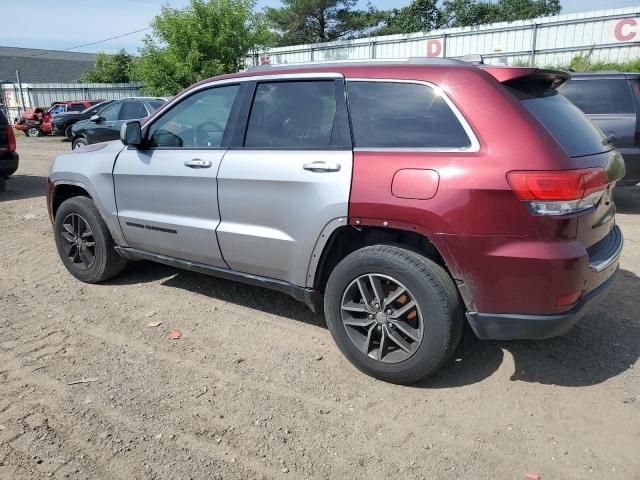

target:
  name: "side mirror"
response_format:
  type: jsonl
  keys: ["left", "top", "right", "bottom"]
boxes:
{"left": 90, "top": 114, "right": 102, "bottom": 123}
{"left": 121, "top": 121, "right": 142, "bottom": 147}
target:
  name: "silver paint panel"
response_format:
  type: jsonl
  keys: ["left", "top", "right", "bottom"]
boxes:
{"left": 217, "top": 150, "right": 352, "bottom": 287}
{"left": 113, "top": 148, "right": 228, "bottom": 267}
{"left": 49, "top": 141, "right": 128, "bottom": 246}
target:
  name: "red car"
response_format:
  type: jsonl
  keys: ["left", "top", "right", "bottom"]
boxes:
{"left": 47, "top": 58, "right": 624, "bottom": 383}
{"left": 15, "top": 100, "right": 102, "bottom": 137}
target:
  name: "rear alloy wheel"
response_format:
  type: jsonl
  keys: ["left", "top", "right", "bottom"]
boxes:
{"left": 340, "top": 274, "right": 424, "bottom": 363}
{"left": 324, "top": 245, "right": 464, "bottom": 384}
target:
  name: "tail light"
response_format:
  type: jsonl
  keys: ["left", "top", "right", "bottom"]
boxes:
{"left": 7, "top": 123, "right": 16, "bottom": 152}
{"left": 507, "top": 168, "right": 609, "bottom": 215}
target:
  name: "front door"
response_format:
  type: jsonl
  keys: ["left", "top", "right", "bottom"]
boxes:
{"left": 113, "top": 84, "right": 241, "bottom": 267}
{"left": 217, "top": 78, "right": 353, "bottom": 287}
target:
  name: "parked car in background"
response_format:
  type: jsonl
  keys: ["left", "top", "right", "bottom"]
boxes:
{"left": 52, "top": 100, "right": 114, "bottom": 140}
{"left": 558, "top": 72, "right": 640, "bottom": 186}
{"left": 71, "top": 97, "right": 166, "bottom": 149}
{"left": 47, "top": 59, "right": 625, "bottom": 384}
{"left": 15, "top": 100, "right": 103, "bottom": 137}
{"left": 0, "top": 109, "right": 18, "bottom": 192}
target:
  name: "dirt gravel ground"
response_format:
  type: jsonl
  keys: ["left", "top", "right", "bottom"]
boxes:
{"left": 0, "top": 135, "right": 639, "bottom": 480}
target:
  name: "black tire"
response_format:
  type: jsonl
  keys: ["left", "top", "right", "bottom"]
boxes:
{"left": 54, "top": 196, "right": 127, "bottom": 283}
{"left": 64, "top": 125, "right": 74, "bottom": 141}
{"left": 72, "top": 137, "right": 88, "bottom": 150}
{"left": 324, "top": 245, "right": 463, "bottom": 384}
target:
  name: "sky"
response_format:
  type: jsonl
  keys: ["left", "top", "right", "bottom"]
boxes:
{"left": 0, "top": 0, "right": 636, "bottom": 54}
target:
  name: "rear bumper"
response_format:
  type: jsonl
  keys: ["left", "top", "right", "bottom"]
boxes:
{"left": 467, "top": 270, "right": 618, "bottom": 340}
{"left": 0, "top": 151, "right": 19, "bottom": 177}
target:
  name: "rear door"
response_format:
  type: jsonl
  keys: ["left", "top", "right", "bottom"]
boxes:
{"left": 558, "top": 77, "right": 637, "bottom": 148}
{"left": 217, "top": 75, "right": 353, "bottom": 287}
{"left": 114, "top": 83, "right": 241, "bottom": 267}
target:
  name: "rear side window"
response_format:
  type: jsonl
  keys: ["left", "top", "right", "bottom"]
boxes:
{"left": 119, "top": 101, "right": 145, "bottom": 120}
{"left": 558, "top": 79, "right": 635, "bottom": 115}
{"left": 347, "top": 81, "right": 472, "bottom": 149}
{"left": 245, "top": 81, "right": 337, "bottom": 149}
{"left": 509, "top": 81, "right": 608, "bottom": 158}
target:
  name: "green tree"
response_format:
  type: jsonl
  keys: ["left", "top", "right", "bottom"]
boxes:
{"left": 442, "top": 0, "right": 561, "bottom": 28}
{"left": 80, "top": 49, "right": 137, "bottom": 83}
{"left": 136, "top": 0, "right": 268, "bottom": 96}
{"left": 377, "top": 0, "right": 443, "bottom": 36}
{"left": 266, "top": 0, "right": 383, "bottom": 46}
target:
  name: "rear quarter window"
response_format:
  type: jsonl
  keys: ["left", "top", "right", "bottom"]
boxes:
{"left": 346, "top": 81, "right": 473, "bottom": 149}
{"left": 558, "top": 79, "right": 635, "bottom": 115}
{"left": 508, "top": 81, "right": 609, "bottom": 158}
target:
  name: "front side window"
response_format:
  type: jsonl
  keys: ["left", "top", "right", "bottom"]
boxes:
{"left": 347, "top": 81, "right": 472, "bottom": 149}
{"left": 148, "top": 85, "right": 239, "bottom": 148}
{"left": 558, "top": 79, "right": 634, "bottom": 115}
{"left": 245, "top": 81, "right": 337, "bottom": 149}
{"left": 68, "top": 104, "right": 85, "bottom": 112}
{"left": 99, "top": 102, "right": 122, "bottom": 121}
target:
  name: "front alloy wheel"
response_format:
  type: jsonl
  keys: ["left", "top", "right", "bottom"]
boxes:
{"left": 59, "top": 213, "right": 96, "bottom": 270}
{"left": 341, "top": 274, "right": 424, "bottom": 363}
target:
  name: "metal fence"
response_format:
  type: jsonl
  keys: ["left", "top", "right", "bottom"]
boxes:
{"left": 248, "top": 7, "right": 640, "bottom": 68}
{"left": 0, "top": 82, "right": 143, "bottom": 122}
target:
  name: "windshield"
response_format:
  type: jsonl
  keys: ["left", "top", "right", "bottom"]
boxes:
{"left": 507, "top": 81, "right": 610, "bottom": 158}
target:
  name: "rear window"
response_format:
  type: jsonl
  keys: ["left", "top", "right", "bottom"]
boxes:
{"left": 558, "top": 79, "right": 634, "bottom": 115}
{"left": 346, "top": 81, "right": 472, "bottom": 149}
{"left": 508, "top": 81, "right": 609, "bottom": 158}
{"left": 67, "top": 104, "right": 86, "bottom": 112}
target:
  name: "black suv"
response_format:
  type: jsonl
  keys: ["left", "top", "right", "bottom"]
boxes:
{"left": 558, "top": 72, "right": 640, "bottom": 186}
{"left": 0, "top": 109, "right": 18, "bottom": 191}
{"left": 52, "top": 100, "right": 114, "bottom": 140}
{"left": 71, "top": 97, "right": 166, "bottom": 149}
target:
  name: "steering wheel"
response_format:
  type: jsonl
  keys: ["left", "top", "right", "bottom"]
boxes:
{"left": 195, "top": 121, "right": 224, "bottom": 147}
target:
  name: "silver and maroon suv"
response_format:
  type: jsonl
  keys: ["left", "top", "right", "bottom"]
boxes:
{"left": 47, "top": 59, "right": 624, "bottom": 384}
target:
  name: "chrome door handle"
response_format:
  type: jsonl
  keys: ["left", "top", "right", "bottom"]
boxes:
{"left": 303, "top": 161, "right": 341, "bottom": 172}
{"left": 184, "top": 159, "right": 212, "bottom": 168}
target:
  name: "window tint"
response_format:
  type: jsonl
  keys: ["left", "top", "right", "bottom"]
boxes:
{"left": 99, "top": 102, "right": 121, "bottom": 121}
{"left": 67, "top": 104, "right": 85, "bottom": 112}
{"left": 148, "top": 85, "right": 239, "bottom": 148}
{"left": 245, "top": 81, "right": 337, "bottom": 148}
{"left": 119, "top": 101, "right": 145, "bottom": 120}
{"left": 558, "top": 79, "right": 635, "bottom": 115}
{"left": 347, "top": 81, "right": 471, "bottom": 149}
{"left": 509, "top": 81, "right": 608, "bottom": 158}
{"left": 148, "top": 100, "right": 166, "bottom": 112}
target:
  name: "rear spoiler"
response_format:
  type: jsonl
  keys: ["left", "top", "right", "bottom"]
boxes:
{"left": 481, "top": 67, "right": 569, "bottom": 88}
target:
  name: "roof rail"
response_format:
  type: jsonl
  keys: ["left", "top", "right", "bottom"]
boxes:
{"left": 246, "top": 56, "right": 476, "bottom": 72}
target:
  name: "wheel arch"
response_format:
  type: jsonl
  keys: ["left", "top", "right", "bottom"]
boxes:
{"left": 309, "top": 223, "right": 472, "bottom": 308}
{"left": 50, "top": 181, "right": 92, "bottom": 220}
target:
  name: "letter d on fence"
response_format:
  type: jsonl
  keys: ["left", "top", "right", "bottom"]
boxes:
{"left": 426, "top": 39, "right": 443, "bottom": 57}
